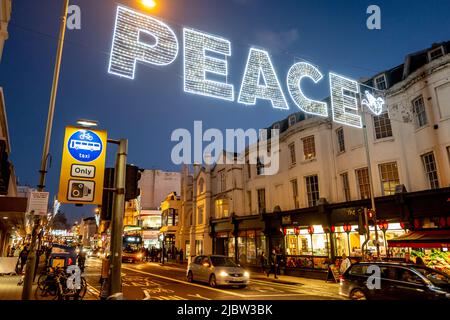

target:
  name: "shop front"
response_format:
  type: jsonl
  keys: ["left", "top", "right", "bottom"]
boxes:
{"left": 210, "top": 215, "right": 266, "bottom": 267}
{"left": 267, "top": 187, "right": 450, "bottom": 279}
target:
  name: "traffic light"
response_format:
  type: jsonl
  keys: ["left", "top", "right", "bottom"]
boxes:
{"left": 125, "top": 164, "right": 141, "bottom": 201}
{"left": 358, "top": 212, "right": 366, "bottom": 235}
{"left": 367, "top": 209, "right": 376, "bottom": 226}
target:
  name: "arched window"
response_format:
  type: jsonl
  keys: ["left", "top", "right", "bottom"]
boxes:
{"left": 198, "top": 178, "right": 205, "bottom": 194}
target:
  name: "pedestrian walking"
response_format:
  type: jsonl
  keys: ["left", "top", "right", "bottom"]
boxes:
{"left": 415, "top": 256, "right": 426, "bottom": 266}
{"left": 179, "top": 248, "right": 184, "bottom": 264}
{"left": 16, "top": 245, "right": 29, "bottom": 274}
{"left": 266, "top": 249, "right": 278, "bottom": 279}
{"left": 339, "top": 253, "right": 352, "bottom": 274}
{"left": 259, "top": 251, "right": 267, "bottom": 274}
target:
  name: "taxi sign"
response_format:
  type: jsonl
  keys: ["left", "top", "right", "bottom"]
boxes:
{"left": 58, "top": 126, "right": 107, "bottom": 204}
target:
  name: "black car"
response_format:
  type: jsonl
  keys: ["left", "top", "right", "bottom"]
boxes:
{"left": 339, "top": 262, "right": 450, "bottom": 300}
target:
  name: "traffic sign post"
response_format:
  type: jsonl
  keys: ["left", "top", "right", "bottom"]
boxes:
{"left": 58, "top": 126, "right": 107, "bottom": 205}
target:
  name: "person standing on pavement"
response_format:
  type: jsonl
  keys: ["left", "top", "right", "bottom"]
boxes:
{"left": 179, "top": 248, "right": 184, "bottom": 264}
{"left": 266, "top": 249, "right": 278, "bottom": 279}
{"left": 259, "top": 251, "right": 267, "bottom": 274}
{"left": 340, "top": 253, "right": 352, "bottom": 274}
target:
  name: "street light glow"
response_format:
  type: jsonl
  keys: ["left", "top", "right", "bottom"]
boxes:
{"left": 141, "top": 0, "right": 157, "bottom": 9}
{"left": 76, "top": 119, "right": 99, "bottom": 127}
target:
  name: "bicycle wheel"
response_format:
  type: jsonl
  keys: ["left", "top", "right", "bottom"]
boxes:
{"left": 79, "top": 277, "right": 87, "bottom": 300}
{"left": 37, "top": 273, "right": 47, "bottom": 290}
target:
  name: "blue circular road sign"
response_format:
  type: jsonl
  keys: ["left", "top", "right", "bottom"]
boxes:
{"left": 67, "top": 130, "right": 103, "bottom": 162}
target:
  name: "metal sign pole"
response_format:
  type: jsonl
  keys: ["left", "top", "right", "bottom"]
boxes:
{"left": 108, "top": 139, "right": 127, "bottom": 296}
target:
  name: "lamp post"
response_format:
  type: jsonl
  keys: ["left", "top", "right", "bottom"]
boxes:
{"left": 307, "top": 225, "right": 314, "bottom": 257}
{"left": 23, "top": 0, "right": 70, "bottom": 301}
{"left": 378, "top": 220, "right": 389, "bottom": 255}
{"left": 294, "top": 227, "right": 300, "bottom": 255}
{"left": 343, "top": 223, "right": 352, "bottom": 257}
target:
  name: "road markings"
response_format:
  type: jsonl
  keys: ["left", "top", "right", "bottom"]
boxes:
{"left": 143, "top": 289, "right": 151, "bottom": 300}
{"left": 187, "top": 294, "right": 211, "bottom": 300}
{"left": 122, "top": 266, "right": 245, "bottom": 298}
{"left": 153, "top": 295, "right": 186, "bottom": 300}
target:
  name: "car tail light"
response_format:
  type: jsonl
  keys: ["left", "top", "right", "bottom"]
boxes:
{"left": 68, "top": 258, "right": 73, "bottom": 265}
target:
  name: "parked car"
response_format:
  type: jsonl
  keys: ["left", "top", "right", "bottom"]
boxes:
{"left": 340, "top": 262, "right": 450, "bottom": 300}
{"left": 48, "top": 244, "right": 77, "bottom": 269}
{"left": 186, "top": 255, "right": 250, "bottom": 288}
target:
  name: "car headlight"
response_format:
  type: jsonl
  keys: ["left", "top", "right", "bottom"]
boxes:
{"left": 244, "top": 271, "right": 250, "bottom": 278}
{"left": 137, "top": 253, "right": 142, "bottom": 258}
{"left": 219, "top": 271, "right": 229, "bottom": 277}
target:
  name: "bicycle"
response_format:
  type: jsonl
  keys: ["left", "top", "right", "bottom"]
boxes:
{"left": 35, "top": 266, "right": 87, "bottom": 300}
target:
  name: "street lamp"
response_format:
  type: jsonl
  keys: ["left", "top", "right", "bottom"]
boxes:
{"left": 307, "top": 226, "right": 314, "bottom": 257}
{"left": 378, "top": 220, "right": 389, "bottom": 255}
{"left": 141, "top": 0, "right": 157, "bottom": 9}
{"left": 343, "top": 223, "right": 352, "bottom": 256}
{"left": 76, "top": 119, "right": 99, "bottom": 128}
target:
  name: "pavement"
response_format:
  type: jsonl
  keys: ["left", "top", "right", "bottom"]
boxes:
{"left": 0, "top": 272, "right": 98, "bottom": 301}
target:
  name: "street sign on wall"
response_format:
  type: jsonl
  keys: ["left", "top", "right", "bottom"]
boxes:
{"left": 58, "top": 126, "right": 107, "bottom": 204}
{"left": 27, "top": 191, "right": 49, "bottom": 216}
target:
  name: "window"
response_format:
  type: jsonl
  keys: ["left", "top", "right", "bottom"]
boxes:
{"left": 291, "top": 179, "right": 299, "bottom": 209}
{"left": 421, "top": 152, "right": 439, "bottom": 189}
{"left": 256, "top": 157, "right": 264, "bottom": 175}
{"left": 289, "top": 143, "right": 296, "bottom": 165}
{"left": 288, "top": 115, "right": 296, "bottom": 127}
{"left": 305, "top": 175, "right": 319, "bottom": 207}
{"left": 356, "top": 167, "right": 371, "bottom": 199}
{"left": 198, "top": 178, "right": 204, "bottom": 194}
{"left": 302, "top": 136, "right": 316, "bottom": 160}
{"left": 379, "top": 162, "right": 400, "bottom": 195}
{"left": 220, "top": 171, "right": 226, "bottom": 192}
{"left": 373, "top": 112, "right": 393, "bottom": 139}
{"left": 429, "top": 46, "right": 444, "bottom": 61}
{"left": 197, "top": 206, "right": 204, "bottom": 224}
{"left": 257, "top": 189, "right": 266, "bottom": 214}
{"left": 412, "top": 96, "right": 428, "bottom": 128}
{"left": 215, "top": 199, "right": 229, "bottom": 218}
{"left": 341, "top": 172, "right": 351, "bottom": 201}
{"left": 273, "top": 123, "right": 280, "bottom": 130}
{"left": 374, "top": 74, "right": 387, "bottom": 90}
{"left": 195, "top": 240, "right": 204, "bottom": 255}
{"left": 247, "top": 191, "right": 252, "bottom": 213}
{"left": 336, "top": 128, "right": 345, "bottom": 153}
{"left": 247, "top": 161, "right": 251, "bottom": 179}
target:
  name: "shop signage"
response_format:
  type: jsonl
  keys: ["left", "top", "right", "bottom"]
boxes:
{"left": 27, "top": 191, "right": 49, "bottom": 216}
{"left": 108, "top": 5, "right": 385, "bottom": 129}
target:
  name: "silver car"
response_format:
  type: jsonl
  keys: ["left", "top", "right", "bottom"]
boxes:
{"left": 186, "top": 255, "right": 250, "bottom": 288}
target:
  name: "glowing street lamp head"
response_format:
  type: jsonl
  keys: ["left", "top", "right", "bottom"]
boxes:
{"left": 141, "top": 0, "right": 157, "bottom": 9}
{"left": 76, "top": 119, "right": 99, "bottom": 128}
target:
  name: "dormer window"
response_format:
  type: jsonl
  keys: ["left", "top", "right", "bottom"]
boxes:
{"left": 288, "top": 115, "right": 296, "bottom": 127}
{"left": 374, "top": 74, "right": 387, "bottom": 90}
{"left": 273, "top": 123, "right": 280, "bottom": 130}
{"left": 428, "top": 46, "right": 444, "bottom": 61}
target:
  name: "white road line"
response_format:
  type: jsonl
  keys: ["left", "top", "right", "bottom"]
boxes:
{"left": 122, "top": 266, "right": 245, "bottom": 298}
{"left": 87, "top": 283, "right": 100, "bottom": 294}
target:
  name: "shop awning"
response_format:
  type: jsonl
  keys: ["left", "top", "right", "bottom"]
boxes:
{"left": 388, "top": 229, "right": 450, "bottom": 248}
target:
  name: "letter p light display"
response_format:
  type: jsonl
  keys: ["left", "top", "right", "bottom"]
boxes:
{"left": 109, "top": 6, "right": 179, "bottom": 79}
